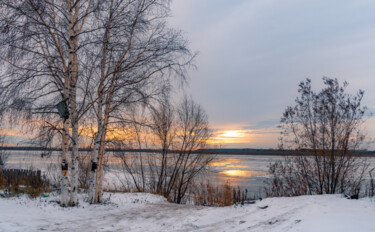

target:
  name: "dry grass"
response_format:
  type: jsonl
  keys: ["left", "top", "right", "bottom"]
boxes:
{"left": 0, "top": 167, "right": 50, "bottom": 197}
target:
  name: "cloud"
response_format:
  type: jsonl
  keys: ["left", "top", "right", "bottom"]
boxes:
{"left": 169, "top": 0, "right": 375, "bottom": 148}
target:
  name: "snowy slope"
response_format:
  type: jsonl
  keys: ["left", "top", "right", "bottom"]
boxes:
{"left": 0, "top": 193, "right": 374, "bottom": 232}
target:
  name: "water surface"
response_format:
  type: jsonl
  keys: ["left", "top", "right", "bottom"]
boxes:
{"left": 5, "top": 151, "right": 375, "bottom": 197}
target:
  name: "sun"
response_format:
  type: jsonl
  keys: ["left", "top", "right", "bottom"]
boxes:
{"left": 207, "top": 129, "right": 251, "bottom": 145}
{"left": 218, "top": 130, "right": 243, "bottom": 138}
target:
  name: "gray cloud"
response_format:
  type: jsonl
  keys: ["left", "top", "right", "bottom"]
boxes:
{"left": 170, "top": 0, "right": 375, "bottom": 148}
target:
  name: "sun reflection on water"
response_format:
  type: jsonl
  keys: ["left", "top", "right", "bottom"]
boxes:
{"left": 209, "top": 157, "right": 267, "bottom": 180}
{"left": 220, "top": 169, "right": 265, "bottom": 178}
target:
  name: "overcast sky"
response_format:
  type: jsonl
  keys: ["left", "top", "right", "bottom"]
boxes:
{"left": 169, "top": 0, "right": 375, "bottom": 149}
{"left": 1, "top": 1, "right": 374, "bottom": 149}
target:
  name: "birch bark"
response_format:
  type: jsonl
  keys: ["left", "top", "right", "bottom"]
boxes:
{"left": 88, "top": 4, "right": 112, "bottom": 203}
{"left": 60, "top": 116, "right": 70, "bottom": 207}
{"left": 69, "top": 7, "right": 80, "bottom": 206}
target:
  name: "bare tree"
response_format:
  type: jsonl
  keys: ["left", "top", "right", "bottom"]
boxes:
{"left": 171, "top": 97, "right": 214, "bottom": 203}
{"left": 86, "top": 0, "right": 194, "bottom": 203}
{"left": 0, "top": 0, "right": 195, "bottom": 205}
{"left": 0, "top": 0, "right": 97, "bottom": 206}
{"left": 267, "top": 77, "right": 368, "bottom": 197}
{"left": 149, "top": 95, "right": 175, "bottom": 194}
{"left": 112, "top": 96, "right": 214, "bottom": 204}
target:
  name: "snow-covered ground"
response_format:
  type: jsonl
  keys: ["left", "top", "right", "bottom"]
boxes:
{"left": 1, "top": 192, "right": 375, "bottom": 232}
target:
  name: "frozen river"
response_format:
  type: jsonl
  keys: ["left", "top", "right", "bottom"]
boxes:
{"left": 4, "top": 151, "right": 375, "bottom": 197}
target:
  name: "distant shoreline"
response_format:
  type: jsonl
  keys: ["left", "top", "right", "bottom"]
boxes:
{"left": 197, "top": 149, "right": 375, "bottom": 157}
{"left": 1, "top": 146, "right": 375, "bottom": 157}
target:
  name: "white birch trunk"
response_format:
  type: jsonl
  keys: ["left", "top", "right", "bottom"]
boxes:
{"left": 70, "top": 120, "right": 79, "bottom": 205}
{"left": 90, "top": 17, "right": 111, "bottom": 203}
{"left": 89, "top": 100, "right": 103, "bottom": 203}
{"left": 68, "top": 1, "right": 80, "bottom": 206}
{"left": 95, "top": 126, "right": 107, "bottom": 203}
{"left": 60, "top": 117, "right": 70, "bottom": 206}
{"left": 69, "top": 54, "right": 79, "bottom": 205}
{"left": 92, "top": 0, "right": 142, "bottom": 202}
{"left": 94, "top": 98, "right": 111, "bottom": 203}
{"left": 95, "top": 73, "right": 118, "bottom": 203}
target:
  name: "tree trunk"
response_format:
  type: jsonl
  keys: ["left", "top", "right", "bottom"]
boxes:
{"left": 70, "top": 117, "right": 79, "bottom": 205}
{"left": 89, "top": 21, "right": 110, "bottom": 203}
{"left": 68, "top": 1, "right": 80, "bottom": 206}
{"left": 94, "top": 77, "right": 115, "bottom": 202}
{"left": 94, "top": 115, "right": 108, "bottom": 203}
{"left": 88, "top": 99, "right": 103, "bottom": 203}
{"left": 69, "top": 53, "right": 79, "bottom": 205}
{"left": 60, "top": 117, "right": 70, "bottom": 207}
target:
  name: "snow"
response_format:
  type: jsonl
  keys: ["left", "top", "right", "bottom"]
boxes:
{"left": 1, "top": 192, "right": 375, "bottom": 232}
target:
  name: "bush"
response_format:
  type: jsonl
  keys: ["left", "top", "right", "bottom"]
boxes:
{"left": 267, "top": 78, "right": 368, "bottom": 197}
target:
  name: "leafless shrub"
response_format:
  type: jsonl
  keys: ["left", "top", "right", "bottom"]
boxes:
{"left": 78, "top": 153, "right": 91, "bottom": 190}
{"left": 116, "top": 151, "right": 146, "bottom": 192}
{"left": 366, "top": 168, "right": 375, "bottom": 198}
{"left": 44, "top": 162, "right": 60, "bottom": 190}
{"left": 267, "top": 77, "right": 369, "bottom": 197}
{"left": 0, "top": 151, "right": 8, "bottom": 167}
{"left": 111, "top": 96, "right": 215, "bottom": 204}
{"left": 0, "top": 135, "right": 8, "bottom": 167}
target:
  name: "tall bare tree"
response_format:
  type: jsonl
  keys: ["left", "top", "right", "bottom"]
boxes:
{"left": 171, "top": 97, "right": 213, "bottom": 203}
{"left": 0, "top": 0, "right": 96, "bottom": 206}
{"left": 86, "top": 0, "right": 194, "bottom": 203}
{"left": 0, "top": 0, "right": 195, "bottom": 205}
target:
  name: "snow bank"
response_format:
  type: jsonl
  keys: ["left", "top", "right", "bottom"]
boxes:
{"left": 1, "top": 193, "right": 375, "bottom": 232}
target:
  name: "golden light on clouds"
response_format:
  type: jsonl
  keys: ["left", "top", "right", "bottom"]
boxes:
{"left": 79, "top": 126, "right": 135, "bottom": 141}
{"left": 206, "top": 125, "right": 281, "bottom": 148}
{"left": 0, "top": 128, "right": 34, "bottom": 139}
{"left": 208, "top": 129, "right": 253, "bottom": 145}
{"left": 0, "top": 119, "right": 281, "bottom": 148}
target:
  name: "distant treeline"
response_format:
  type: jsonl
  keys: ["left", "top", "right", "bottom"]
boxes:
{"left": 0, "top": 146, "right": 165, "bottom": 153}
{"left": 1, "top": 146, "right": 374, "bottom": 156}
{"left": 197, "top": 148, "right": 375, "bottom": 156}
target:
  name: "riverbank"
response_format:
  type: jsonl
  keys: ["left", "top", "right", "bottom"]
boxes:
{"left": 1, "top": 192, "right": 375, "bottom": 231}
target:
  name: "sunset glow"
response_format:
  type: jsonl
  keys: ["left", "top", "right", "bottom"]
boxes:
{"left": 218, "top": 130, "right": 244, "bottom": 138}
{"left": 207, "top": 129, "right": 253, "bottom": 146}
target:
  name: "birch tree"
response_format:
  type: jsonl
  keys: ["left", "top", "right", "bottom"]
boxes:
{"left": 0, "top": 0, "right": 96, "bottom": 206}
{"left": 87, "top": 0, "right": 194, "bottom": 203}
{"left": 0, "top": 0, "right": 195, "bottom": 205}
